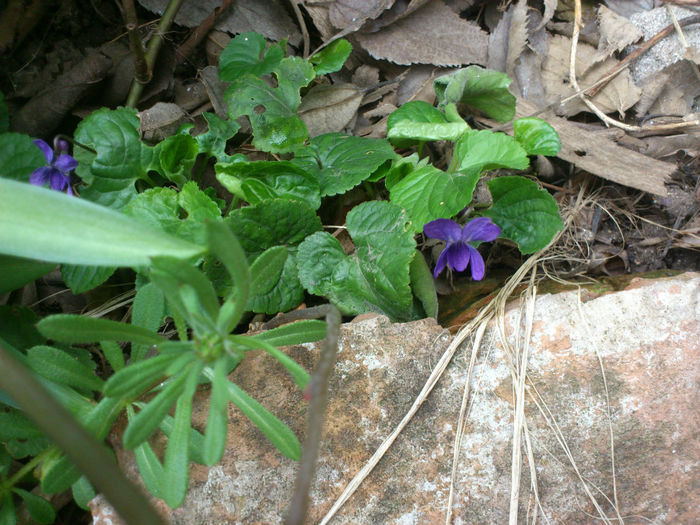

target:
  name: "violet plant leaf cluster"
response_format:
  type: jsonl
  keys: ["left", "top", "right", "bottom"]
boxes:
{"left": 424, "top": 217, "right": 500, "bottom": 280}
{"left": 30, "top": 138, "right": 77, "bottom": 195}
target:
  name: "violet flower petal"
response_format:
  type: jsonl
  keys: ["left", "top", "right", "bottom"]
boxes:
{"left": 30, "top": 166, "right": 53, "bottom": 186}
{"left": 466, "top": 244, "right": 486, "bottom": 280}
{"left": 461, "top": 216, "right": 501, "bottom": 243}
{"left": 33, "top": 139, "right": 54, "bottom": 164}
{"left": 423, "top": 218, "right": 462, "bottom": 242}
{"left": 49, "top": 170, "right": 69, "bottom": 191}
{"left": 433, "top": 248, "right": 450, "bottom": 278}
{"left": 445, "top": 242, "right": 470, "bottom": 272}
{"left": 54, "top": 153, "right": 78, "bottom": 173}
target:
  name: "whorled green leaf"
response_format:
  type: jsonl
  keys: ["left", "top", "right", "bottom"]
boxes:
{"left": 74, "top": 107, "right": 158, "bottom": 209}
{"left": 226, "top": 56, "right": 315, "bottom": 153}
{"left": 159, "top": 414, "right": 207, "bottom": 466}
{"left": 130, "top": 282, "right": 166, "bottom": 362}
{"left": 61, "top": 264, "right": 115, "bottom": 295}
{"left": 71, "top": 476, "right": 96, "bottom": 510}
{"left": 37, "top": 314, "right": 163, "bottom": 345}
{"left": 195, "top": 112, "right": 241, "bottom": 163}
{"left": 0, "top": 306, "right": 43, "bottom": 351}
{"left": 225, "top": 199, "right": 322, "bottom": 314}
{"left": 513, "top": 117, "right": 561, "bottom": 156}
{"left": 453, "top": 129, "right": 529, "bottom": 175}
{"left": 0, "top": 410, "right": 43, "bottom": 441}
{"left": 133, "top": 440, "right": 164, "bottom": 499}
{"left": 389, "top": 164, "right": 479, "bottom": 233}
{"left": 0, "top": 179, "right": 204, "bottom": 266}
{"left": 216, "top": 160, "right": 321, "bottom": 210}
{"left": 297, "top": 201, "right": 416, "bottom": 321}
{"left": 162, "top": 361, "right": 202, "bottom": 508}
{"left": 254, "top": 320, "right": 327, "bottom": 347}
{"left": 124, "top": 181, "right": 222, "bottom": 247}
{"left": 386, "top": 101, "right": 468, "bottom": 146}
{"left": 12, "top": 489, "right": 55, "bottom": 524}
{"left": 434, "top": 66, "right": 516, "bottom": 122}
{"left": 309, "top": 38, "right": 352, "bottom": 76}
{"left": 250, "top": 245, "right": 287, "bottom": 296}
{"left": 0, "top": 132, "right": 46, "bottom": 181}
{"left": 219, "top": 32, "right": 285, "bottom": 82}
{"left": 155, "top": 133, "right": 198, "bottom": 186}
{"left": 230, "top": 334, "right": 310, "bottom": 390}
{"left": 484, "top": 176, "right": 563, "bottom": 254}
{"left": 291, "top": 133, "right": 396, "bottom": 197}
{"left": 202, "top": 359, "right": 231, "bottom": 466}
{"left": 26, "top": 345, "right": 104, "bottom": 392}
{"left": 0, "top": 255, "right": 54, "bottom": 294}
{"left": 103, "top": 350, "right": 191, "bottom": 399}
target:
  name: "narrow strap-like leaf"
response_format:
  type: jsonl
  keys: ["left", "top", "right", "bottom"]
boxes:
{"left": 202, "top": 359, "right": 230, "bottom": 466}
{"left": 103, "top": 351, "right": 188, "bottom": 398}
{"left": 37, "top": 315, "right": 163, "bottom": 345}
{"left": 255, "top": 320, "right": 327, "bottom": 346}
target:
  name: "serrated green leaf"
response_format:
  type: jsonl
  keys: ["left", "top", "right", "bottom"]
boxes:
{"left": 409, "top": 251, "right": 438, "bottom": 318}
{"left": 202, "top": 359, "right": 229, "bottom": 465}
{"left": 103, "top": 350, "right": 189, "bottom": 398}
{"left": 123, "top": 366, "right": 193, "bottom": 449}
{"left": 309, "top": 38, "right": 352, "bottom": 75}
{"left": 226, "top": 57, "right": 315, "bottom": 153}
{"left": 0, "top": 132, "right": 46, "bottom": 181}
{"left": 219, "top": 32, "right": 285, "bottom": 82}
{"left": 254, "top": 319, "right": 326, "bottom": 346}
{"left": 12, "top": 489, "right": 55, "bottom": 524}
{"left": 6, "top": 436, "right": 50, "bottom": 459}
{"left": 0, "top": 179, "right": 204, "bottom": 266}
{"left": 61, "top": 264, "right": 115, "bottom": 294}
{"left": 37, "top": 314, "right": 163, "bottom": 345}
{"left": 250, "top": 245, "right": 287, "bottom": 296}
{"left": 387, "top": 101, "right": 468, "bottom": 145}
{"left": 484, "top": 176, "right": 563, "bottom": 254}
{"left": 74, "top": 107, "right": 158, "bottom": 209}
{"left": 434, "top": 66, "right": 516, "bottom": 122}
{"left": 298, "top": 201, "right": 416, "bottom": 320}
{"left": 291, "top": 133, "right": 396, "bottom": 197}
{"left": 389, "top": 164, "right": 479, "bottom": 232}
{"left": 162, "top": 362, "right": 201, "bottom": 508}
{"left": 131, "top": 282, "right": 165, "bottom": 362}
{"left": 155, "top": 133, "right": 198, "bottom": 186}
{"left": 216, "top": 160, "right": 321, "bottom": 209}
{"left": 0, "top": 410, "right": 43, "bottom": 440}
{"left": 226, "top": 200, "right": 322, "bottom": 314}
{"left": 453, "top": 129, "right": 529, "bottom": 174}
{"left": 100, "top": 341, "right": 125, "bottom": 371}
{"left": 513, "top": 117, "right": 561, "bottom": 156}
{"left": 225, "top": 378, "right": 300, "bottom": 460}
{"left": 195, "top": 112, "right": 240, "bottom": 163}
{"left": 27, "top": 345, "right": 103, "bottom": 392}
{"left": 0, "top": 93, "right": 9, "bottom": 132}
{"left": 71, "top": 476, "right": 96, "bottom": 510}
{"left": 0, "top": 255, "right": 55, "bottom": 294}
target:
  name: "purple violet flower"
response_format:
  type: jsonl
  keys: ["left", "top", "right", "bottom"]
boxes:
{"left": 423, "top": 217, "right": 501, "bottom": 280}
{"left": 30, "top": 138, "right": 77, "bottom": 195}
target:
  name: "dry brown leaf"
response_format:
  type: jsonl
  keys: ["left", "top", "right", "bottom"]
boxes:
{"left": 298, "top": 84, "right": 364, "bottom": 136}
{"left": 329, "top": 0, "right": 394, "bottom": 30}
{"left": 512, "top": 10, "right": 549, "bottom": 101}
{"left": 488, "top": 0, "right": 529, "bottom": 78}
{"left": 138, "top": 103, "right": 188, "bottom": 142}
{"left": 352, "top": 65, "right": 380, "bottom": 88}
{"left": 302, "top": 1, "right": 335, "bottom": 40}
{"left": 356, "top": 0, "right": 488, "bottom": 66}
{"left": 363, "top": 102, "right": 398, "bottom": 119}
{"left": 542, "top": 34, "right": 641, "bottom": 116}
{"left": 639, "top": 61, "right": 700, "bottom": 116}
{"left": 363, "top": 0, "right": 434, "bottom": 32}
{"left": 397, "top": 65, "right": 437, "bottom": 105}
{"left": 597, "top": 5, "right": 643, "bottom": 57}
{"left": 535, "top": 0, "right": 558, "bottom": 30}
{"left": 138, "top": 0, "right": 302, "bottom": 45}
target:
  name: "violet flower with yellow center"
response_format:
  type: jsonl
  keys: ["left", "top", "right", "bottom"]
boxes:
{"left": 30, "top": 138, "right": 77, "bottom": 195}
{"left": 423, "top": 217, "right": 500, "bottom": 280}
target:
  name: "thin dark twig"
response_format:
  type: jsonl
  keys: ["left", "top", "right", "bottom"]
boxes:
{"left": 175, "top": 0, "right": 236, "bottom": 66}
{"left": 121, "top": 0, "right": 151, "bottom": 84}
{"left": 0, "top": 342, "right": 168, "bottom": 525}
{"left": 289, "top": 0, "right": 310, "bottom": 58}
{"left": 285, "top": 304, "right": 342, "bottom": 525}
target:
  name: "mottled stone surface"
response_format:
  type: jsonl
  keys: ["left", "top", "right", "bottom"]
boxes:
{"left": 93, "top": 273, "right": 700, "bottom": 524}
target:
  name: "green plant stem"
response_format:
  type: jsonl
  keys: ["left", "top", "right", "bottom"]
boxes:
{"left": 0, "top": 342, "right": 168, "bottom": 525}
{"left": 3, "top": 450, "right": 48, "bottom": 489}
{"left": 125, "top": 0, "right": 185, "bottom": 108}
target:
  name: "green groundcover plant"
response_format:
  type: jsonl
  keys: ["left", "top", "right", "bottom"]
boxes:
{"left": 0, "top": 32, "right": 562, "bottom": 522}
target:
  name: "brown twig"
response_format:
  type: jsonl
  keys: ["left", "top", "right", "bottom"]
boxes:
{"left": 289, "top": 0, "right": 310, "bottom": 58}
{"left": 175, "top": 0, "right": 236, "bottom": 66}
{"left": 284, "top": 304, "right": 342, "bottom": 525}
{"left": 587, "top": 13, "right": 700, "bottom": 98}
{"left": 121, "top": 0, "right": 151, "bottom": 84}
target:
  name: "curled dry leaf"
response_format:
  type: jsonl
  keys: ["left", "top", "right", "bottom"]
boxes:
{"left": 299, "top": 84, "right": 364, "bottom": 137}
{"left": 597, "top": 5, "right": 643, "bottom": 58}
{"left": 356, "top": 0, "right": 488, "bottom": 66}
{"left": 329, "top": 0, "right": 395, "bottom": 30}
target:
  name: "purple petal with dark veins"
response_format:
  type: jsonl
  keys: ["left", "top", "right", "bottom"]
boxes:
{"left": 466, "top": 244, "right": 486, "bottom": 280}
{"left": 445, "top": 242, "right": 470, "bottom": 272}
{"left": 33, "top": 139, "right": 54, "bottom": 164}
{"left": 461, "top": 216, "right": 501, "bottom": 243}
{"left": 30, "top": 166, "right": 52, "bottom": 186}
{"left": 54, "top": 153, "right": 78, "bottom": 173}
